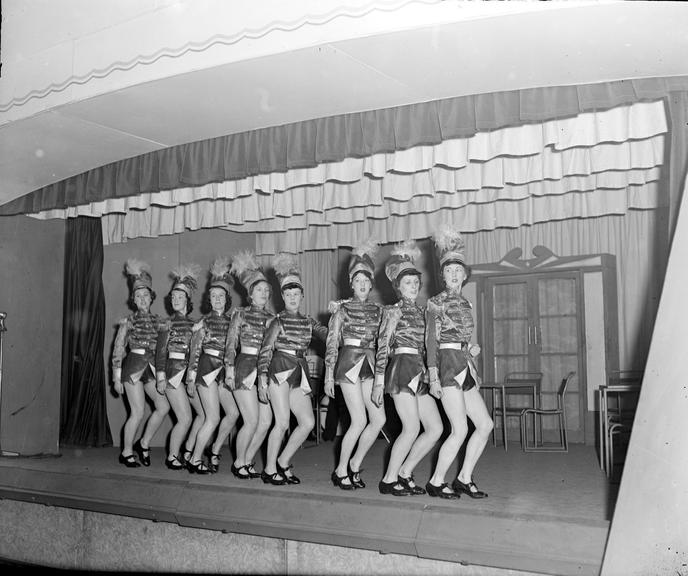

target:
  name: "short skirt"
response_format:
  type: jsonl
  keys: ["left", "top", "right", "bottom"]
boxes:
{"left": 438, "top": 348, "right": 476, "bottom": 392}
{"left": 195, "top": 353, "right": 225, "bottom": 387}
{"left": 384, "top": 353, "right": 428, "bottom": 396}
{"left": 122, "top": 350, "right": 155, "bottom": 385}
{"left": 234, "top": 352, "right": 258, "bottom": 391}
{"left": 164, "top": 357, "right": 188, "bottom": 389}
{"left": 335, "top": 346, "right": 375, "bottom": 385}
{"left": 268, "top": 350, "right": 312, "bottom": 395}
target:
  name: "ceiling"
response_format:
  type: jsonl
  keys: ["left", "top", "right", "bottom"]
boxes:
{"left": 1, "top": 1, "right": 688, "bottom": 209}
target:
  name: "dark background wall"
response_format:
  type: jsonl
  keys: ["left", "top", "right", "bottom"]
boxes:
{"left": 0, "top": 215, "right": 64, "bottom": 455}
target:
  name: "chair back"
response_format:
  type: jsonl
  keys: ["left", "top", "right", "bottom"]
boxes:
{"left": 557, "top": 371, "right": 576, "bottom": 409}
{"left": 305, "top": 354, "right": 325, "bottom": 381}
{"left": 504, "top": 371, "right": 543, "bottom": 387}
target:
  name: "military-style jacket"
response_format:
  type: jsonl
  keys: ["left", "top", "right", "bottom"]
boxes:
{"left": 257, "top": 311, "right": 328, "bottom": 375}
{"left": 425, "top": 289, "right": 474, "bottom": 369}
{"left": 112, "top": 310, "right": 161, "bottom": 369}
{"left": 375, "top": 298, "right": 426, "bottom": 375}
{"left": 224, "top": 305, "right": 275, "bottom": 367}
{"left": 155, "top": 312, "right": 196, "bottom": 372}
{"left": 325, "top": 298, "right": 382, "bottom": 370}
{"left": 187, "top": 310, "right": 232, "bottom": 373}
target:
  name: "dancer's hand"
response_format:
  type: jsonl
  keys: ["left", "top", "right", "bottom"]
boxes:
{"left": 372, "top": 374, "right": 385, "bottom": 407}
{"left": 113, "top": 380, "right": 123, "bottom": 396}
{"left": 430, "top": 380, "right": 442, "bottom": 399}
{"left": 257, "top": 375, "right": 269, "bottom": 404}
{"left": 324, "top": 366, "right": 335, "bottom": 398}
{"left": 186, "top": 381, "right": 196, "bottom": 398}
{"left": 224, "top": 366, "right": 236, "bottom": 390}
{"left": 156, "top": 373, "right": 167, "bottom": 395}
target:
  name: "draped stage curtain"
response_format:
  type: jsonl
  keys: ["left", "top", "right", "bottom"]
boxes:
{"left": 60, "top": 216, "right": 112, "bottom": 447}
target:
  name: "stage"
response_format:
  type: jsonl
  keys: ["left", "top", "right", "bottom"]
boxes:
{"left": 0, "top": 439, "right": 613, "bottom": 575}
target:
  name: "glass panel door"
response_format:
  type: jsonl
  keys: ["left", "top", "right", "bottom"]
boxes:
{"left": 536, "top": 273, "right": 583, "bottom": 442}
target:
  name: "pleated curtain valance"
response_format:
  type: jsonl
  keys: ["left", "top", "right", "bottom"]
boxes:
{"left": 30, "top": 97, "right": 668, "bottom": 254}
{"left": 4, "top": 75, "right": 686, "bottom": 219}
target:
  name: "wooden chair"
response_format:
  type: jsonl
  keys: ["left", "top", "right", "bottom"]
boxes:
{"left": 492, "top": 371, "right": 543, "bottom": 451}
{"left": 604, "top": 370, "right": 642, "bottom": 475}
{"left": 520, "top": 371, "right": 575, "bottom": 452}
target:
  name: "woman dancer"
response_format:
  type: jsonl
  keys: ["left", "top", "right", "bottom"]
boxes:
{"left": 112, "top": 259, "right": 166, "bottom": 468}
{"left": 185, "top": 258, "right": 234, "bottom": 474}
{"left": 218, "top": 251, "right": 275, "bottom": 479}
{"left": 325, "top": 239, "right": 385, "bottom": 490}
{"left": 426, "top": 226, "right": 492, "bottom": 499}
{"left": 376, "top": 241, "right": 443, "bottom": 496}
{"left": 155, "top": 263, "right": 200, "bottom": 470}
{"left": 256, "top": 253, "right": 327, "bottom": 485}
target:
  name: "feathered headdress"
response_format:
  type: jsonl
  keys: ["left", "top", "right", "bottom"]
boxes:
{"left": 125, "top": 258, "right": 153, "bottom": 293}
{"left": 348, "top": 237, "right": 379, "bottom": 283}
{"left": 385, "top": 240, "right": 422, "bottom": 283}
{"left": 209, "top": 257, "right": 233, "bottom": 294}
{"left": 170, "top": 263, "right": 201, "bottom": 297}
{"left": 231, "top": 250, "right": 268, "bottom": 293}
{"left": 273, "top": 252, "right": 302, "bottom": 291}
{"left": 433, "top": 224, "right": 467, "bottom": 268}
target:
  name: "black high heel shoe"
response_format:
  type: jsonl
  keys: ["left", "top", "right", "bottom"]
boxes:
{"left": 398, "top": 474, "right": 426, "bottom": 495}
{"left": 133, "top": 440, "right": 151, "bottom": 467}
{"left": 206, "top": 449, "right": 221, "bottom": 474}
{"left": 452, "top": 478, "right": 488, "bottom": 499}
{"left": 245, "top": 463, "right": 261, "bottom": 479}
{"left": 261, "top": 470, "right": 287, "bottom": 485}
{"left": 331, "top": 471, "right": 355, "bottom": 490}
{"left": 187, "top": 460, "right": 210, "bottom": 475}
{"left": 349, "top": 466, "right": 365, "bottom": 489}
{"left": 119, "top": 453, "right": 141, "bottom": 468}
{"left": 276, "top": 461, "right": 300, "bottom": 485}
{"left": 231, "top": 463, "right": 251, "bottom": 479}
{"left": 425, "top": 481, "right": 460, "bottom": 500}
{"left": 378, "top": 479, "right": 411, "bottom": 496}
{"left": 165, "top": 455, "right": 185, "bottom": 470}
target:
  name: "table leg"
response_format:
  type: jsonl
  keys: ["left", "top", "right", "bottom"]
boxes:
{"left": 502, "top": 387, "right": 508, "bottom": 451}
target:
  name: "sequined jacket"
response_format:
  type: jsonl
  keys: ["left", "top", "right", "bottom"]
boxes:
{"left": 155, "top": 312, "right": 196, "bottom": 372}
{"left": 112, "top": 310, "right": 161, "bottom": 370}
{"left": 187, "top": 310, "right": 232, "bottom": 373}
{"left": 375, "top": 298, "right": 426, "bottom": 375}
{"left": 257, "top": 311, "right": 328, "bottom": 375}
{"left": 224, "top": 305, "right": 276, "bottom": 367}
{"left": 325, "top": 298, "right": 382, "bottom": 370}
{"left": 425, "top": 290, "right": 474, "bottom": 369}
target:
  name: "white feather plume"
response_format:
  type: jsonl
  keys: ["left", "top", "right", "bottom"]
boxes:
{"left": 171, "top": 263, "right": 201, "bottom": 290}
{"left": 434, "top": 223, "right": 464, "bottom": 252}
{"left": 230, "top": 250, "right": 259, "bottom": 276}
{"left": 391, "top": 239, "right": 420, "bottom": 262}
{"left": 210, "top": 256, "right": 231, "bottom": 280}
{"left": 353, "top": 237, "right": 379, "bottom": 258}
{"left": 125, "top": 258, "right": 150, "bottom": 277}
{"left": 273, "top": 252, "right": 300, "bottom": 277}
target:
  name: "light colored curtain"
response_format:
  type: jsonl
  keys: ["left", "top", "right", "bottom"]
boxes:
{"left": 27, "top": 100, "right": 668, "bottom": 255}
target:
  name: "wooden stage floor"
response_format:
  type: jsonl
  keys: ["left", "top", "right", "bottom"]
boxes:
{"left": 0, "top": 438, "right": 614, "bottom": 576}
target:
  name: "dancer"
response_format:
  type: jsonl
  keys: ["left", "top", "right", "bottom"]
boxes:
{"left": 155, "top": 263, "right": 200, "bottom": 470}
{"left": 376, "top": 241, "right": 443, "bottom": 496}
{"left": 256, "top": 253, "right": 327, "bottom": 485}
{"left": 185, "top": 258, "right": 234, "bottom": 474}
{"left": 325, "top": 239, "right": 385, "bottom": 490}
{"left": 112, "top": 259, "right": 165, "bottom": 468}
{"left": 426, "top": 225, "right": 492, "bottom": 499}
{"left": 219, "top": 251, "right": 275, "bottom": 479}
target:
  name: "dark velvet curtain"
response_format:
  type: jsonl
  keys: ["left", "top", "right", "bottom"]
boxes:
{"left": 60, "top": 216, "right": 112, "bottom": 447}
